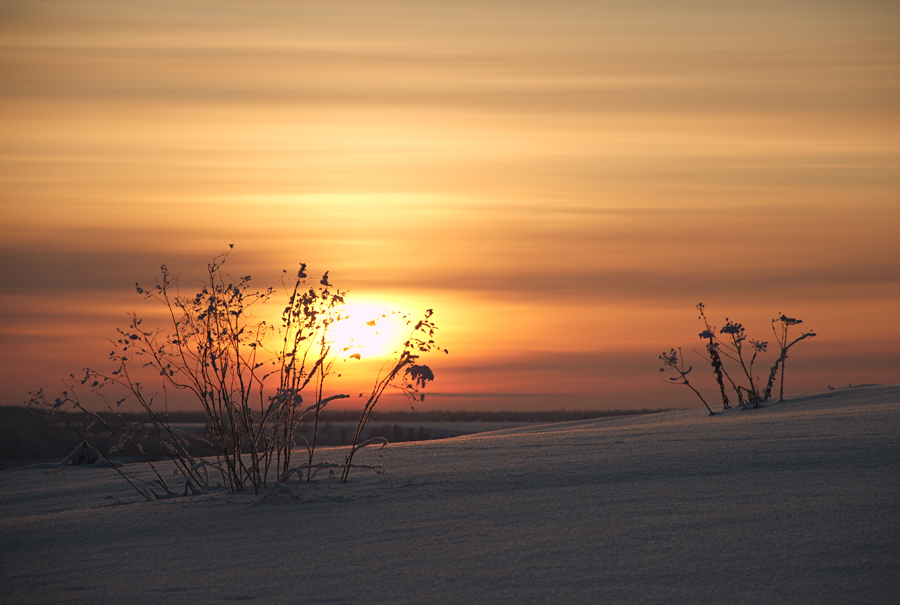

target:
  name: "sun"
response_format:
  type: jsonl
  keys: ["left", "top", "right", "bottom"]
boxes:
{"left": 327, "top": 301, "right": 407, "bottom": 360}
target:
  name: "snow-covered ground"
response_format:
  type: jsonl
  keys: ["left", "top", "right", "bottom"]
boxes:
{"left": 2, "top": 385, "right": 898, "bottom": 604}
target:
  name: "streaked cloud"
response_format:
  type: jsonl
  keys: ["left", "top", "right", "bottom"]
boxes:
{"left": 2, "top": 0, "right": 898, "bottom": 408}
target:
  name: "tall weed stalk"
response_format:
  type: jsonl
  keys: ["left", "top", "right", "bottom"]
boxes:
{"left": 662, "top": 303, "right": 815, "bottom": 412}
{"left": 28, "top": 250, "right": 445, "bottom": 496}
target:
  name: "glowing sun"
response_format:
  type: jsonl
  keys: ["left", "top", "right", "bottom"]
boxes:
{"left": 327, "top": 302, "right": 407, "bottom": 359}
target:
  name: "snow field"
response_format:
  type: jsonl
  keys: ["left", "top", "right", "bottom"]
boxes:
{"left": 1, "top": 385, "right": 898, "bottom": 604}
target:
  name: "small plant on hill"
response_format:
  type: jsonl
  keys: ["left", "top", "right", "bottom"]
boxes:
{"left": 659, "top": 347, "right": 713, "bottom": 415}
{"left": 717, "top": 318, "right": 769, "bottom": 407}
{"left": 662, "top": 303, "right": 815, "bottom": 411}
{"left": 27, "top": 249, "right": 446, "bottom": 499}
{"left": 697, "top": 304, "right": 735, "bottom": 409}
{"left": 342, "top": 309, "right": 442, "bottom": 482}
{"left": 763, "top": 314, "right": 817, "bottom": 402}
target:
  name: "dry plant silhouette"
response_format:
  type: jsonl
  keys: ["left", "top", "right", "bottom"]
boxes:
{"left": 27, "top": 249, "right": 446, "bottom": 499}
{"left": 661, "top": 303, "right": 816, "bottom": 411}
{"left": 658, "top": 348, "right": 713, "bottom": 415}
{"left": 341, "top": 309, "right": 441, "bottom": 482}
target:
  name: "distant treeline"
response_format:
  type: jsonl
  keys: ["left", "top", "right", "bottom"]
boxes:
{"left": 0, "top": 406, "right": 667, "bottom": 469}
{"left": 309, "top": 408, "right": 669, "bottom": 423}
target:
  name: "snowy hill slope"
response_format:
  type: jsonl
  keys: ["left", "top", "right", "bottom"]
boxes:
{"left": 2, "top": 385, "right": 898, "bottom": 604}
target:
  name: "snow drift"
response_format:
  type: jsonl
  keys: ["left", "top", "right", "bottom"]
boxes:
{"left": 1, "top": 385, "right": 898, "bottom": 604}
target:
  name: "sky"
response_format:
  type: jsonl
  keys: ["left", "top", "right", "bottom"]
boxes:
{"left": 1, "top": 0, "right": 899, "bottom": 411}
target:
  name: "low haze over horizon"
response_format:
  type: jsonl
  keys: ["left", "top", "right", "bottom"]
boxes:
{"left": 2, "top": 0, "right": 898, "bottom": 411}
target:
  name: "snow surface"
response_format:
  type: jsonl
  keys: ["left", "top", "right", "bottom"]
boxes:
{"left": 1, "top": 385, "right": 898, "bottom": 604}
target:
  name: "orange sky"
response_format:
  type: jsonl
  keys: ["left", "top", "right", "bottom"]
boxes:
{"left": 2, "top": 1, "right": 899, "bottom": 411}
